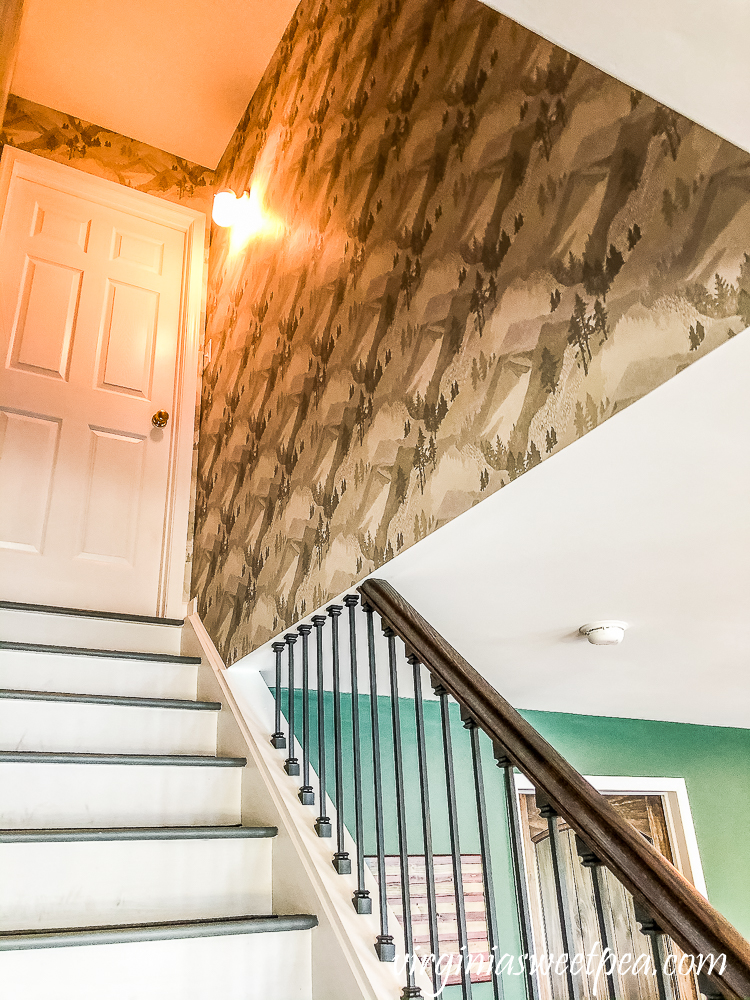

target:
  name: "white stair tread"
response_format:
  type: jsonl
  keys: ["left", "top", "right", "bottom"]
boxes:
{"left": 0, "top": 825, "right": 278, "bottom": 842}
{"left": 0, "top": 689, "right": 220, "bottom": 709}
{"left": 0, "top": 924, "right": 314, "bottom": 1000}
{"left": 0, "top": 838, "right": 273, "bottom": 929}
{"left": 0, "top": 640, "right": 200, "bottom": 663}
{"left": 0, "top": 697, "right": 220, "bottom": 755}
{"left": 0, "top": 751, "right": 244, "bottom": 765}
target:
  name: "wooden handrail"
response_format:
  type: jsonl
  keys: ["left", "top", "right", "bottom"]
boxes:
{"left": 359, "top": 579, "right": 750, "bottom": 1000}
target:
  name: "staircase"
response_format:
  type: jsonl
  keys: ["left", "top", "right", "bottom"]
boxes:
{"left": 0, "top": 602, "right": 317, "bottom": 1000}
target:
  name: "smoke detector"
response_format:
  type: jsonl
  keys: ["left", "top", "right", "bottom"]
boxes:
{"left": 579, "top": 621, "right": 628, "bottom": 645}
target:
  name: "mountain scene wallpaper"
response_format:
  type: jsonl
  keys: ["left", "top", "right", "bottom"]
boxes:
{"left": 1, "top": 94, "right": 214, "bottom": 216}
{"left": 193, "top": 0, "right": 750, "bottom": 662}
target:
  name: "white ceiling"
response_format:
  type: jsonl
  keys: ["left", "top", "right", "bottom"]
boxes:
{"left": 375, "top": 331, "right": 750, "bottom": 730}
{"left": 11, "top": 0, "right": 750, "bottom": 171}
{"left": 11, "top": 0, "right": 299, "bottom": 167}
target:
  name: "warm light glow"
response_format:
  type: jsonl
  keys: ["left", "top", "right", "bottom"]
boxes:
{"left": 212, "top": 189, "right": 239, "bottom": 227}
{"left": 212, "top": 174, "right": 284, "bottom": 251}
{"left": 229, "top": 181, "right": 284, "bottom": 252}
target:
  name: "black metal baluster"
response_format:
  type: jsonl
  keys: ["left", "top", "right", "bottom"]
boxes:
{"left": 328, "top": 604, "right": 351, "bottom": 874}
{"left": 270, "top": 641, "right": 286, "bottom": 749}
{"left": 697, "top": 973, "right": 724, "bottom": 1000}
{"left": 385, "top": 626, "right": 422, "bottom": 999}
{"left": 575, "top": 836, "right": 617, "bottom": 1000}
{"left": 462, "top": 710, "right": 505, "bottom": 1000}
{"left": 634, "top": 903, "right": 674, "bottom": 1000}
{"left": 363, "top": 600, "right": 395, "bottom": 962}
{"left": 493, "top": 746, "right": 539, "bottom": 1000}
{"left": 537, "top": 794, "right": 578, "bottom": 1000}
{"left": 283, "top": 633, "right": 299, "bottom": 776}
{"left": 298, "top": 624, "right": 314, "bottom": 805}
{"left": 312, "top": 615, "right": 331, "bottom": 838}
{"left": 409, "top": 652, "right": 440, "bottom": 997}
{"left": 345, "top": 595, "right": 371, "bottom": 913}
{"left": 434, "top": 679, "right": 472, "bottom": 1000}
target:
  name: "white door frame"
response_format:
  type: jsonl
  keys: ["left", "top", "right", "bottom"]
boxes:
{"left": 0, "top": 146, "right": 206, "bottom": 619}
{"left": 514, "top": 772, "right": 708, "bottom": 897}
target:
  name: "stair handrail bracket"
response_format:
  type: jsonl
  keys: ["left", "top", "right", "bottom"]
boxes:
{"left": 358, "top": 578, "right": 750, "bottom": 1000}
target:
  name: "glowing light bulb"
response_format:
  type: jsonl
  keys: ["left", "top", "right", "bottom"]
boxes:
{"left": 212, "top": 190, "right": 239, "bottom": 227}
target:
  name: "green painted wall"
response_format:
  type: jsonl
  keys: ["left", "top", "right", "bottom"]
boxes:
{"left": 284, "top": 690, "right": 750, "bottom": 996}
{"left": 520, "top": 709, "right": 750, "bottom": 939}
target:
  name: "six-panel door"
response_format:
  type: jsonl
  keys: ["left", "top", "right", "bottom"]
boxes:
{"left": 0, "top": 168, "right": 188, "bottom": 613}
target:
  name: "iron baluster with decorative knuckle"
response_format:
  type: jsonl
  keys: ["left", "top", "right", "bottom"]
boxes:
{"left": 283, "top": 633, "right": 299, "bottom": 776}
{"left": 537, "top": 792, "right": 579, "bottom": 1000}
{"left": 297, "top": 624, "right": 314, "bottom": 805}
{"left": 311, "top": 614, "right": 331, "bottom": 838}
{"left": 494, "top": 744, "right": 540, "bottom": 1000}
{"left": 270, "top": 641, "right": 286, "bottom": 749}
{"left": 327, "top": 604, "right": 350, "bottom": 875}
{"left": 634, "top": 902, "right": 676, "bottom": 1000}
{"left": 575, "top": 834, "right": 618, "bottom": 1000}
{"left": 408, "top": 651, "right": 440, "bottom": 996}
{"left": 363, "top": 599, "right": 395, "bottom": 962}
{"left": 434, "top": 677, "right": 473, "bottom": 1000}
{"left": 462, "top": 708, "right": 505, "bottom": 1000}
{"left": 384, "top": 625, "right": 422, "bottom": 1000}
{"left": 344, "top": 595, "right": 371, "bottom": 914}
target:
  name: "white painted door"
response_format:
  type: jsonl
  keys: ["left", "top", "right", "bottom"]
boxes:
{"left": 0, "top": 150, "right": 203, "bottom": 617}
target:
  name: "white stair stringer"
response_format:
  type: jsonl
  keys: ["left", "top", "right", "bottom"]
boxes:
{"left": 186, "top": 612, "right": 434, "bottom": 1000}
{"left": 0, "top": 607, "right": 317, "bottom": 1000}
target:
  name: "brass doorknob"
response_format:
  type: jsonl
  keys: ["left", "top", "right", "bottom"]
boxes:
{"left": 152, "top": 410, "right": 169, "bottom": 428}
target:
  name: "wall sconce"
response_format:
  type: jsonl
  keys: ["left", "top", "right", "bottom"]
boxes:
{"left": 211, "top": 184, "right": 283, "bottom": 252}
{"left": 212, "top": 188, "right": 248, "bottom": 227}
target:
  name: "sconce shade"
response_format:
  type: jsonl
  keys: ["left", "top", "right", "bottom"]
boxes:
{"left": 212, "top": 189, "right": 239, "bottom": 227}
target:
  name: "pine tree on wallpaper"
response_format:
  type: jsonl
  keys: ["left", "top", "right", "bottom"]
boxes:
{"left": 192, "top": 0, "right": 750, "bottom": 661}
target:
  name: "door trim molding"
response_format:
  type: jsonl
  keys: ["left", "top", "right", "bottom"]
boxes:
{"left": 0, "top": 145, "right": 207, "bottom": 619}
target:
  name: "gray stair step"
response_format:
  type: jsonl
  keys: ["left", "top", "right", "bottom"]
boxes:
{"left": 0, "top": 914, "right": 318, "bottom": 950}
{"left": 0, "top": 752, "right": 245, "bottom": 767}
{"left": 0, "top": 689, "right": 221, "bottom": 711}
{"left": 0, "top": 601, "right": 184, "bottom": 627}
{"left": 0, "top": 826, "right": 278, "bottom": 842}
{"left": 0, "top": 641, "right": 199, "bottom": 664}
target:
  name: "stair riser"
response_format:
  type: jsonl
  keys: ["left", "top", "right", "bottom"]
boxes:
{"left": 0, "top": 928, "right": 313, "bottom": 1000}
{"left": 0, "top": 609, "right": 183, "bottom": 655}
{"left": 0, "top": 651, "right": 198, "bottom": 700}
{"left": 0, "top": 700, "right": 219, "bottom": 755}
{"left": 0, "top": 838, "right": 272, "bottom": 930}
{"left": 0, "top": 763, "right": 242, "bottom": 828}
